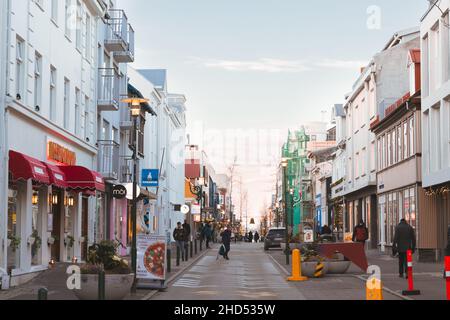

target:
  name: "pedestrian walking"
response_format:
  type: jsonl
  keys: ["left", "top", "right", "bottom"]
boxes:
{"left": 352, "top": 220, "right": 369, "bottom": 246}
{"left": 248, "top": 231, "right": 253, "bottom": 243}
{"left": 321, "top": 225, "right": 332, "bottom": 235}
{"left": 254, "top": 232, "right": 260, "bottom": 243}
{"left": 182, "top": 220, "right": 191, "bottom": 260}
{"left": 393, "top": 219, "right": 416, "bottom": 278}
{"left": 204, "top": 222, "right": 212, "bottom": 249}
{"left": 173, "top": 222, "right": 186, "bottom": 261}
{"left": 221, "top": 226, "right": 232, "bottom": 260}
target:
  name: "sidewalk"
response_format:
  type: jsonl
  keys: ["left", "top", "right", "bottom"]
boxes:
{"left": 267, "top": 248, "right": 402, "bottom": 300}
{"left": 268, "top": 247, "right": 447, "bottom": 300}
{"left": 0, "top": 242, "right": 211, "bottom": 300}
{"left": 362, "top": 249, "right": 447, "bottom": 300}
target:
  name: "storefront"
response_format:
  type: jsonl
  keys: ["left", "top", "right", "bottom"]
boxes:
{"left": 6, "top": 150, "right": 105, "bottom": 286}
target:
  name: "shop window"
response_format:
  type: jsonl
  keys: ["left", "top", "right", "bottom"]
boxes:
{"left": 7, "top": 185, "right": 20, "bottom": 270}
{"left": 409, "top": 187, "right": 416, "bottom": 231}
{"left": 31, "top": 189, "right": 41, "bottom": 266}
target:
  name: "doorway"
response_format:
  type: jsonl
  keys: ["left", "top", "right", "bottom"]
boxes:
{"left": 81, "top": 197, "right": 89, "bottom": 261}
{"left": 51, "top": 190, "right": 62, "bottom": 261}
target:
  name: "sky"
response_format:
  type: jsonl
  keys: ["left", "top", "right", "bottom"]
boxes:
{"left": 122, "top": 0, "right": 429, "bottom": 227}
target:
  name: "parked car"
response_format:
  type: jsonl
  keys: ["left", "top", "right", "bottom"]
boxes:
{"left": 264, "top": 228, "right": 286, "bottom": 250}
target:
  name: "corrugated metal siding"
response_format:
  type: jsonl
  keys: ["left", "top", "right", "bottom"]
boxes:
{"left": 419, "top": 190, "right": 450, "bottom": 249}
{"left": 418, "top": 188, "right": 439, "bottom": 248}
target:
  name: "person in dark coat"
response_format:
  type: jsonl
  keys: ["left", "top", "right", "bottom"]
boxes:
{"left": 248, "top": 231, "right": 253, "bottom": 243}
{"left": 173, "top": 222, "right": 186, "bottom": 261}
{"left": 321, "top": 225, "right": 332, "bottom": 235}
{"left": 203, "top": 223, "right": 212, "bottom": 249}
{"left": 220, "top": 226, "right": 232, "bottom": 260}
{"left": 352, "top": 220, "right": 369, "bottom": 246}
{"left": 254, "top": 232, "right": 260, "bottom": 243}
{"left": 393, "top": 219, "right": 416, "bottom": 278}
{"left": 182, "top": 220, "right": 191, "bottom": 260}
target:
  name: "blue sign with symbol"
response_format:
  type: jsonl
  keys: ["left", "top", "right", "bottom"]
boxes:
{"left": 141, "top": 169, "right": 159, "bottom": 187}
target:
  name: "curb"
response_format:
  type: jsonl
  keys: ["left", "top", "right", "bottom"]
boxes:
{"left": 142, "top": 247, "right": 212, "bottom": 300}
{"left": 267, "top": 253, "right": 290, "bottom": 276}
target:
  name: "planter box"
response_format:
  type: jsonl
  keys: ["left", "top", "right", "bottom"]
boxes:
{"left": 327, "top": 260, "right": 351, "bottom": 274}
{"left": 73, "top": 273, "right": 134, "bottom": 300}
{"left": 301, "top": 261, "right": 329, "bottom": 278}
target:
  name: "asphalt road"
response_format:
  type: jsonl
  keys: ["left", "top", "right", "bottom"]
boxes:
{"left": 151, "top": 242, "right": 305, "bottom": 300}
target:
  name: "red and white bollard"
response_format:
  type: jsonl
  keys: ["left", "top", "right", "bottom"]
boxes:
{"left": 402, "top": 249, "right": 421, "bottom": 296}
{"left": 445, "top": 256, "right": 450, "bottom": 300}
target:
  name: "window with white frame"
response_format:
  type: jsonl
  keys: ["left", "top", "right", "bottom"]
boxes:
{"left": 409, "top": 116, "right": 414, "bottom": 157}
{"left": 370, "top": 141, "right": 375, "bottom": 172}
{"left": 51, "top": 0, "right": 58, "bottom": 23}
{"left": 361, "top": 148, "right": 366, "bottom": 176}
{"left": 15, "top": 36, "right": 25, "bottom": 101}
{"left": 85, "top": 13, "right": 91, "bottom": 60}
{"left": 34, "top": 52, "right": 42, "bottom": 110}
{"left": 64, "top": 78, "right": 70, "bottom": 129}
{"left": 422, "top": 34, "right": 429, "bottom": 97}
{"left": 430, "top": 22, "right": 440, "bottom": 92}
{"left": 423, "top": 110, "right": 430, "bottom": 175}
{"left": 75, "top": 88, "right": 81, "bottom": 135}
{"left": 65, "top": 0, "right": 71, "bottom": 38}
{"left": 50, "top": 66, "right": 56, "bottom": 121}
{"left": 84, "top": 95, "right": 90, "bottom": 142}
{"left": 76, "top": 1, "right": 82, "bottom": 51}
{"left": 355, "top": 152, "right": 359, "bottom": 179}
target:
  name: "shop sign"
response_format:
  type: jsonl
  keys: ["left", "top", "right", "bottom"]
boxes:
{"left": 47, "top": 141, "right": 76, "bottom": 165}
{"left": 111, "top": 185, "right": 127, "bottom": 199}
{"left": 191, "top": 204, "right": 201, "bottom": 214}
{"left": 304, "top": 229, "right": 314, "bottom": 243}
{"left": 137, "top": 234, "right": 167, "bottom": 281}
{"left": 141, "top": 169, "right": 159, "bottom": 187}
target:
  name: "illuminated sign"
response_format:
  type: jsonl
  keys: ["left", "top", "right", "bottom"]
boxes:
{"left": 47, "top": 141, "right": 76, "bottom": 165}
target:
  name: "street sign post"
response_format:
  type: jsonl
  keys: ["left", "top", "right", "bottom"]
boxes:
{"left": 141, "top": 169, "right": 159, "bottom": 187}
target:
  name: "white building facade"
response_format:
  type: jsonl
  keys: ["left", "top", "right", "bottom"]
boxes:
{"left": 420, "top": 1, "right": 450, "bottom": 256}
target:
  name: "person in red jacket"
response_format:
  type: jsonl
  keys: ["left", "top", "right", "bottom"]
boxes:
{"left": 352, "top": 220, "right": 369, "bottom": 246}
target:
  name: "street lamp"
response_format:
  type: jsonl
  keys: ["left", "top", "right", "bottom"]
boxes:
{"left": 121, "top": 96, "right": 149, "bottom": 293}
{"left": 281, "top": 158, "right": 289, "bottom": 265}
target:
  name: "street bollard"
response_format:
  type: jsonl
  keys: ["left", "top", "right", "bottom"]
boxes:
{"left": 190, "top": 241, "right": 193, "bottom": 258}
{"left": 167, "top": 249, "right": 171, "bottom": 273}
{"left": 200, "top": 239, "right": 203, "bottom": 251}
{"left": 194, "top": 239, "right": 198, "bottom": 255}
{"left": 445, "top": 256, "right": 450, "bottom": 300}
{"left": 185, "top": 243, "right": 189, "bottom": 262}
{"left": 98, "top": 270, "right": 105, "bottom": 300}
{"left": 176, "top": 246, "right": 180, "bottom": 267}
{"left": 402, "top": 250, "right": 421, "bottom": 296}
{"left": 314, "top": 261, "right": 325, "bottom": 278}
{"left": 287, "top": 249, "right": 308, "bottom": 281}
{"left": 38, "top": 287, "right": 48, "bottom": 300}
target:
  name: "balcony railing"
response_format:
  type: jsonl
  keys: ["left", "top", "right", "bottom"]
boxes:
{"left": 104, "top": 9, "right": 128, "bottom": 52}
{"left": 98, "top": 68, "right": 119, "bottom": 111}
{"left": 98, "top": 140, "right": 120, "bottom": 181}
{"left": 113, "top": 24, "right": 135, "bottom": 63}
{"left": 120, "top": 157, "right": 133, "bottom": 184}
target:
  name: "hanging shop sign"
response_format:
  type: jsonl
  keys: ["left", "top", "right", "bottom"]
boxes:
{"left": 111, "top": 185, "right": 127, "bottom": 199}
{"left": 137, "top": 234, "right": 167, "bottom": 281}
{"left": 141, "top": 169, "right": 159, "bottom": 187}
{"left": 47, "top": 141, "right": 76, "bottom": 165}
{"left": 181, "top": 205, "right": 190, "bottom": 214}
{"left": 191, "top": 204, "right": 201, "bottom": 214}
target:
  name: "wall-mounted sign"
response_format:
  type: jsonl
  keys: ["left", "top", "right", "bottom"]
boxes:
{"left": 112, "top": 185, "right": 127, "bottom": 199}
{"left": 141, "top": 169, "right": 159, "bottom": 187}
{"left": 191, "top": 204, "right": 201, "bottom": 214}
{"left": 124, "top": 183, "right": 141, "bottom": 200}
{"left": 47, "top": 141, "right": 76, "bottom": 165}
{"left": 181, "top": 205, "right": 190, "bottom": 214}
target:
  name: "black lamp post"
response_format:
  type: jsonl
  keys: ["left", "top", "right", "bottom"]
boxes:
{"left": 281, "top": 158, "right": 289, "bottom": 265}
{"left": 189, "top": 177, "right": 205, "bottom": 221}
{"left": 121, "top": 96, "right": 149, "bottom": 293}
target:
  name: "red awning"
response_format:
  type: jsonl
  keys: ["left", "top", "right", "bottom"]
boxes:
{"left": 9, "top": 150, "right": 50, "bottom": 185}
{"left": 58, "top": 166, "right": 105, "bottom": 192}
{"left": 44, "top": 163, "right": 69, "bottom": 189}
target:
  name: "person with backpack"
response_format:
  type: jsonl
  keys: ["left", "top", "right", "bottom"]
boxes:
{"left": 254, "top": 232, "right": 260, "bottom": 243}
{"left": 393, "top": 219, "right": 416, "bottom": 278}
{"left": 352, "top": 220, "right": 369, "bottom": 247}
{"left": 173, "top": 222, "right": 186, "bottom": 261}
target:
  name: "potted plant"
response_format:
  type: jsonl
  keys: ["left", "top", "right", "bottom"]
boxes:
{"left": 27, "top": 236, "right": 36, "bottom": 246}
{"left": 73, "top": 240, "right": 134, "bottom": 300}
{"left": 325, "top": 251, "right": 351, "bottom": 274}
{"left": 47, "top": 235, "right": 58, "bottom": 246}
{"left": 8, "top": 234, "right": 21, "bottom": 252}
{"left": 31, "top": 230, "right": 42, "bottom": 258}
{"left": 65, "top": 235, "right": 75, "bottom": 248}
{"left": 300, "top": 243, "right": 329, "bottom": 278}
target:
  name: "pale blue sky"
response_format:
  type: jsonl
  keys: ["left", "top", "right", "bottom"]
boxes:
{"left": 123, "top": 0, "right": 428, "bottom": 219}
